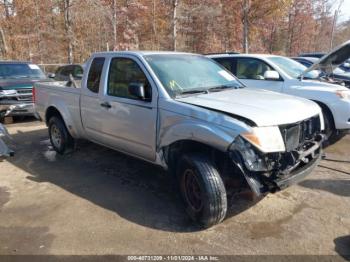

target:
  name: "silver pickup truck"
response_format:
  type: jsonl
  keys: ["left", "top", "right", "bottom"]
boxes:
{"left": 35, "top": 51, "right": 324, "bottom": 228}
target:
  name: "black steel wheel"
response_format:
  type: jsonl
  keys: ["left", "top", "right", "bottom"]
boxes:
{"left": 177, "top": 154, "right": 227, "bottom": 228}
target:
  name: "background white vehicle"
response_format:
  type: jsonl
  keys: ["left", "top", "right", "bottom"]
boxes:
{"left": 208, "top": 41, "right": 350, "bottom": 143}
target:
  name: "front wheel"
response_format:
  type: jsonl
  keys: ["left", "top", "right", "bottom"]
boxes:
{"left": 321, "top": 108, "right": 345, "bottom": 146}
{"left": 48, "top": 116, "right": 74, "bottom": 154}
{"left": 177, "top": 154, "right": 227, "bottom": 228}
{"left": 322, "top": 108, "right": 335, "bottom": 141}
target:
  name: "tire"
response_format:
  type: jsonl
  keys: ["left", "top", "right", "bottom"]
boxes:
{"left": 322, "top": 107, "right": 335, "bottom": 141}
{"left": 320, "top": 107, "right": 345, "bottom": 147}
{"left": 48, "top": 116, "right": 74, "bottom": 154}
{"left": 177, "top": 154, "right": 227, "bottom": 228}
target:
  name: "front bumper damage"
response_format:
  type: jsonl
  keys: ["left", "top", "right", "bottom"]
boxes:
{"left": 229, "top": 134, "right": 323, "bottom": 197}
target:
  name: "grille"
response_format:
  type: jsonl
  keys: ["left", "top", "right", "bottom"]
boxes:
{"left": 279, "top": 115, "right": 321, "bottom": 152}
{"left": 16, "top": 88, "right": 32, "bottom": 101}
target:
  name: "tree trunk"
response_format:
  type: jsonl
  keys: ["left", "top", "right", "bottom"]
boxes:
{"left": 64, "top": 0, "right": 73, "bottom": 63}
{"left": 152, "top": 0, "right": 158, "bottom": 50}
{"left": 242, "top": 0, "right": 249, "bottom": 53}
{"left": 0, "top": 28, "right": 8, "bottom": 57}
{"left": 34, "top": 0, "right": 43, "bottom": 63}
{"left": 173, "top": 0, "right": 178, "bottom": 51}
{"left": 112, "top": 0, "right": 117, "bottom": 49}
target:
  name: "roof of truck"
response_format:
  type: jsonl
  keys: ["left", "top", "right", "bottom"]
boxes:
{"left": 92, "top": 51, "right": 198, "bottom": 56}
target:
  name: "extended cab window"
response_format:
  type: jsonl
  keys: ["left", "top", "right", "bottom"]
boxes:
{"left": 61, "top": 66, "right": 72, "bottom": 77}
{"left": 236, "top": 58, "right": 273, "bottom": 80}
{"left": 87, "top": 57, "right": 105, "bottom": 93}
{"left": 107, "top": 58, "right": 151, "bottom": 101}
{"left": 74, "top": 66, "right": 83, "bottom": 76}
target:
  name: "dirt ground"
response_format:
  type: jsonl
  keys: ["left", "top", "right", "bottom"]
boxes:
{"left": 0, "top": 120, "right": 349, "bottom": 257}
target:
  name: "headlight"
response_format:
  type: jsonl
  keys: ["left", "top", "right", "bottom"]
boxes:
{"left": 240, "top": 126, "right": 285, "bottom": 153}
{"left": 335, "top": 90, "right": 350, "bottom": 100}
{"left": 229, "top": 136, "right": 268, "bottom": 171}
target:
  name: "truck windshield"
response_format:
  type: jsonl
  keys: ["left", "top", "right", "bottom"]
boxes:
{"left": 0, "top": 63, "right": 46, "bottom": 79}
{"left": 144, "top": 54, "right": 244, "bottom": 97}
{"left": 268, "top": 56, "right": 320, "bottom": 79}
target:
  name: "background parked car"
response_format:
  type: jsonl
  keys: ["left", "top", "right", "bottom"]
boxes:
{"left": 292, "top": 57, "right": 350, "bottom": 88}
{"left": 338, "top": 59, "right": 350, "bottom": 72}
{"left": 298, "top": 52, "right": 326, "bottom": 58}
{"left": 0, "top": 61, "right": 47, "bottom": 118}
{"left": 207, "top": 40, "right": 350, "bottom": 144}
{"left": 48, "top": 64, "right": 83, "bottom": 81}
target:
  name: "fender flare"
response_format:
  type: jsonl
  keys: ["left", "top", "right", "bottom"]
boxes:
{"left": 158, "top": 121, "right": 239, "bottom": 152}
{"left": 45, "top": 100, "right": 79, "bottom": 138}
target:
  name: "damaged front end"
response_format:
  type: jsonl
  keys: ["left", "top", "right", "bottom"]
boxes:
{"left": 229, "top": 115, "right": 323, "bottom": 196}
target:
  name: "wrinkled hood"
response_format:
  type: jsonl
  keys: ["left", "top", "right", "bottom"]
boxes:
{"left": 176, "top": 88, "right": 321, "bottom": 127}
{"left": 296, "top": 78, "right": 348, "bottom": 91}
{"left": 304, "top": 40, "right": 350, "bottom": 75}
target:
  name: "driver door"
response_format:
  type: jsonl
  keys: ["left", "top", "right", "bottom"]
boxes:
{"left": 98, "top": 56, "right": 158, "bottom": 161}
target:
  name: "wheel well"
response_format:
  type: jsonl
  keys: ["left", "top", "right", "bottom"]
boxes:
{"left": 312, "top": 100, "right": 335, "bottom": 128}
{"left": 164, "top": 140, "right": 229, "bottom": 174}
{"left": 45, "top": 106, "right": 64, "bottom": 125}
{"left": 164, "top": 140, "right": 247, "bottom": 192}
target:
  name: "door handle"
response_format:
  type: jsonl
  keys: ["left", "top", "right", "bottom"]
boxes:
{"left": 100, "top": 102, "right": 112, "bottom": 109}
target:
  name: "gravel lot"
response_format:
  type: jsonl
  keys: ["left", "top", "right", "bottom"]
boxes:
{"left": 0, "top": 120, "right": 349, "bottom": 257}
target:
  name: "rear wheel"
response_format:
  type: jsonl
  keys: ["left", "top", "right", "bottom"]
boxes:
{"left": 177, "top": 154, "right": 227, "bottom": 228}
{"left": 48, "top": 116, "right": 74, "bottom": 154}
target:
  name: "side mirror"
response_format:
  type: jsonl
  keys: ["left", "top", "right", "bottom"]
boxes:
{"left": 264, "top": 70, "right": 280, "bottom": 81}
{"left": 47, "top": 73, "right": 55, "bottom": 79}
{"left": 128, "top": 82, "right": 147, "bottom": 100}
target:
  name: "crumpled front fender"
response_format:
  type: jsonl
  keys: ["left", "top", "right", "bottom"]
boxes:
{"left": 159, "top": 120, "right": 237, "bottom": 152}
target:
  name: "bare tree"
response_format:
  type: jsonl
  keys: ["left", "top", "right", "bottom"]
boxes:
{"left": 63, "top": 0, "right": 74, "bottom": 63}
{"left": 152, "top": 0, "right": 158, "bottom": 50}
{"left": 172, "top": 0, "right": 178, "bottom": 51}
{"left": 330, "top": 0, "right": 344, "bottom": 50}
{"left": 0, "top": 28, "right": 7, "bottom": 56}
{"left": 111, "top": 0, "right": 117, "bottom": 49}
{"left": 242, "top": 0, "right": 249, "bottom": 53}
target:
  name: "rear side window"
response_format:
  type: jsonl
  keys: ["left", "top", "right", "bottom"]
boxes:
{"left": 87, "top": 57, "right": 105, "bottom": 93}
{"left": 61, "top": 66, "right": 71, "bottom": 76}
{"left": 74, "top": 66, "right": 83, "bottom": 76}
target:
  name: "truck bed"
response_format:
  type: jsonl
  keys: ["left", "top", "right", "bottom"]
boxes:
{"left": 36, "top": 80, "right": 82, "bottom": 92}
{"left": 34, "top": 81, "right": 84, "bottom": 138}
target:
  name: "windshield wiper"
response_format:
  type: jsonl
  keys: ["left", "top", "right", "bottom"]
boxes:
{"left": 179, "top": 89, "right": 209, "bottom": 96}
{"left": 208, "top": 85, "right": 238, "bottom": 92}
